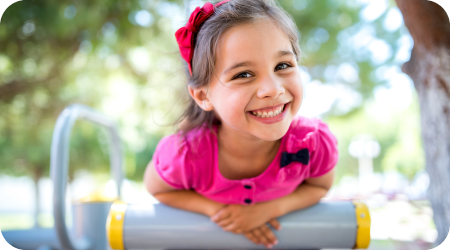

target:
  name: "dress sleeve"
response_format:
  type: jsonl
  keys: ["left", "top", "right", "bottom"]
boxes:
{"left": 309, "top": 121, "right": 339, "bottom": 178}
{"left": 152, "top": 134, "right": 192, "bottom": 189}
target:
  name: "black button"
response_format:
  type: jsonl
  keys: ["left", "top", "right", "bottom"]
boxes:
{"left": 244, "top": 199, "right": 252, "bottom": 204}
{"left": 244, "top": 185, "right": 252, "bottom": 189}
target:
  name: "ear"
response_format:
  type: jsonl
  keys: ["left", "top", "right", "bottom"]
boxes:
{"left": 188, "top": 86, "right": 214, "bottom": 111}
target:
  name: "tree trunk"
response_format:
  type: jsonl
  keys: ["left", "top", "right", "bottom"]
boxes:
{"left": 395, "top": 0, "right": 450, "bottom": 246}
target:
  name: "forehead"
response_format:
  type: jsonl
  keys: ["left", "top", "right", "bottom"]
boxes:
{"left": 215, "top": 20, "right": 293, "bottom": 71}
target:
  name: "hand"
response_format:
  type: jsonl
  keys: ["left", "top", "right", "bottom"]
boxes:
{"left": 243, "top": 219, "right": 281, "bottom": 249}
{"left": 210, "top": 203, "right": 274, "bottom": 233}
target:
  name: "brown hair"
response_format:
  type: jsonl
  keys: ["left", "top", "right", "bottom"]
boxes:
{"left": 176, "top": 0, "right": 301, "bottom": 134}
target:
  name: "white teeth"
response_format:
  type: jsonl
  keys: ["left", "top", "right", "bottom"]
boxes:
{"left": 251, "top": 104, "right": 286, "bottom": 118}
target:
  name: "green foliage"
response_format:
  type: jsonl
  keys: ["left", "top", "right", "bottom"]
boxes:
{"left": 68, "top": 122, "right": 110, "bottom": 179}
{"left": 328, "top": 93, "right": 424, "bottom": 183}
{"left": 280, "top": 0, "right": 422, "bottom": 182}
{"left": 280, "top": 0, "right": 408, "bottom": 98}
{"left": 0, "top": 0, "right": 423, "bottom": 187}
{"left": 0, "top": 0, "right": 185, "bottom": 182}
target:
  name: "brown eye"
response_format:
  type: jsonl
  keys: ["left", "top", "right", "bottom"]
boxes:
{"left": 234, "top": 72, "right": 252, "bottom": 79}
{"left": 275, "top": 63, "right": 291, "bottom": 71}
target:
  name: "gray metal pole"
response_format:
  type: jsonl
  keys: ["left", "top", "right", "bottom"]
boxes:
{"left": 50, "top": 104, "right": 124, "bottom": 250}
{"left": 3, "top": 228, "right": 60, "bottom": 249}
{"left": 107, "top": 201, "right": 371, "bottom": 250}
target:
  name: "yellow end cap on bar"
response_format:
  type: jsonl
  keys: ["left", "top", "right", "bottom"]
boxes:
{"left": 352, "top": 201, "right": 371, "bottom": 249}
{"left": 107, "top": 200, "right": 128, "bottom": 250}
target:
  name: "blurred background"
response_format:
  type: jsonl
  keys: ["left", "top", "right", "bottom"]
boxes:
{"left": 0, "top": 0, "right": 437, "bottom": 249}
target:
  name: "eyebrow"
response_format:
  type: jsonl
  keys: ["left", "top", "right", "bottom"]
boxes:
{"left": 223, "top": 61, "right": 252, "bottom": 75}
{"left": 277, "top": 50, "right": 295, "bottom": 58}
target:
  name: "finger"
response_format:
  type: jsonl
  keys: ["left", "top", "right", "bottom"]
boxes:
{"left": 253, "top": 227, "right": 272, "bottom": 248}
{"left": 268, "top": 219, "right": 282, "bottom": 230}
{"left": 260, "top": 224, "right": 278, "bottom": 246}
{"left": 247, "top": 229, "right": 262, "bottom": 245}
{"left": 211, "top": 209, "right": 230, "bottom": 222}
{"left": 223, "top": 222, "right": 241, "bottom": 233}
{"left": 216, "top": 218, "right": 233, "bottom": 228}
{"left": 252, "top": 230, "right": 263, "bottom": 245}
{"left": 244, "top": 231, "right": 259, "bottom": 245}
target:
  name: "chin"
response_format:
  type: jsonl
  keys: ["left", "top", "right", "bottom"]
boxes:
{"left": 255, "top": 124, "right": 290, "bottom": 141}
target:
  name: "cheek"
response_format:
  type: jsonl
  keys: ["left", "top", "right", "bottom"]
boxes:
{"left": 288, "top": 77, "right": 304, "bottom": 111}
{"left": 296, "top": 82, "right": 304, "bottom": 101}
{"left": 213, "top": 87, "right": 251, "bottom": 121}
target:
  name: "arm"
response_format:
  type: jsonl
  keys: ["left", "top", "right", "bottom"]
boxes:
{"left": 212, "top": 168, "right": 335, "bottom": 231}
{"left": 259, "top": 168, "right": 335, "bottom": 218}
{"left": 210, "top": 171, "right": 334, "bottom": 248}
{"left": 145, "top": 160, "right": 278, "bottom": 248}
{"left": 144, "top": 160, "right": 224, "bottom": 217}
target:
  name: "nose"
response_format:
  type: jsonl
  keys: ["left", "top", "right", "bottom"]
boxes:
{"left": 256, "top": 75, "right": 285, "bottom": 99}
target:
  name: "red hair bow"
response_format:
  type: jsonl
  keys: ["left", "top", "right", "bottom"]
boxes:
{"left": 175, "top": 0, "right": 231, "bottom": 76}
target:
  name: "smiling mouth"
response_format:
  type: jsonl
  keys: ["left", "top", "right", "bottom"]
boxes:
{"left": 249, "top": 103, "right": 287, "bottom": 118}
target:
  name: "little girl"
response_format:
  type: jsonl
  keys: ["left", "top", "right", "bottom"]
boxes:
{"left": 144, "top": 0, "right": 338, "bottom": 248}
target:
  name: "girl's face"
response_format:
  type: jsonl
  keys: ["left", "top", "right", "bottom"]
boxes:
{"left": 205, "top": 20, "right": 303, "bottom": 141}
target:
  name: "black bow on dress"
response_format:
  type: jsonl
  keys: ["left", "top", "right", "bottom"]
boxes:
{"left": 280, "top": 148, "right": 310, "bottom": 168}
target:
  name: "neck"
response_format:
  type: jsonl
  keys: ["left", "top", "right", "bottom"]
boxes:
{"left": 217, "top": 123, "right": 280, "bottom": 159}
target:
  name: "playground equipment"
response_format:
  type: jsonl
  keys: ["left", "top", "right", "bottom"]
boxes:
{"left": 107, "top": 201, "right": 370, "bottom": 250}
{"left": 4, "top": 104, "right": 122, "bottom": 250}
{"left": 3, "top": 104, "right": 371, "bottom": 250}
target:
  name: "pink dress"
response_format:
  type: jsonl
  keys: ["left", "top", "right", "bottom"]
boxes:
{"left": 153, "top": 116, "right": 338, "bottom": 205}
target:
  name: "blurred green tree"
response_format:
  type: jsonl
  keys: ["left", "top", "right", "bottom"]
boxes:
{"left": 0, "top": 0, "right": 183, "bottom": 226}
{"left": 279, "top": 0, "right": 424, "bottom": 189}
{"left": 280, "top": 0, "right": 408, "bottom": 98}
